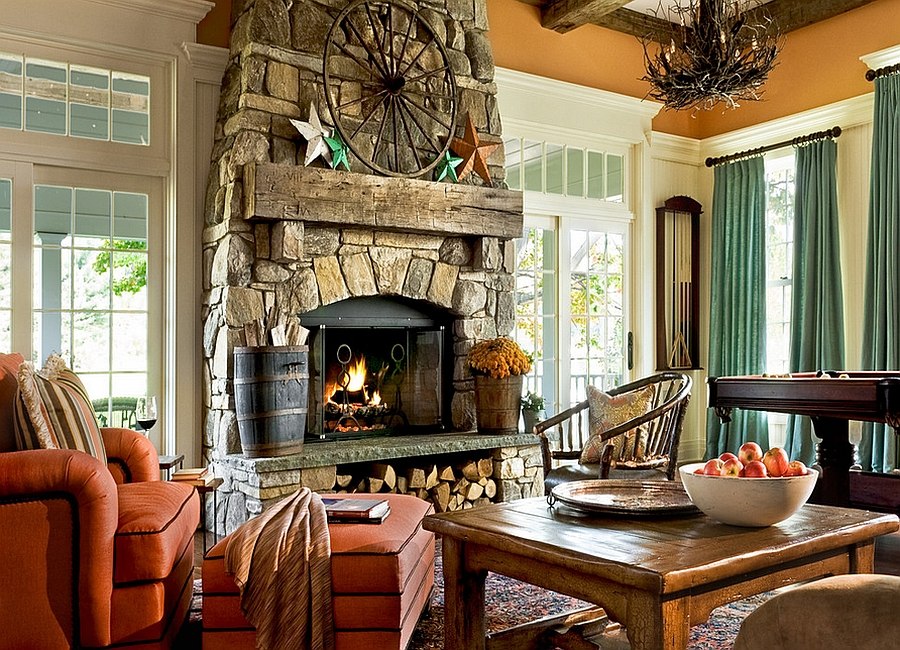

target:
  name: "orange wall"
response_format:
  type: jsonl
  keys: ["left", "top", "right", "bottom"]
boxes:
{"left": 487, "top": 0, "right": 900, "bottom": 138}
{"left": 696, "top": 0, "right": 900, "bottom": 138}
{"left": 198, "top": 0, "right": 231, "bottom": 49}
{"left": 486, "top": 0, "right": 699, "bottom": 137}
{"left": 197, "top": 0, "right": 900, "bottom": 139}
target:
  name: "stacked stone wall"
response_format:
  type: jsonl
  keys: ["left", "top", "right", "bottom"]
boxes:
{"left": 202, "top": 0, "right": 521, "bottom": 530}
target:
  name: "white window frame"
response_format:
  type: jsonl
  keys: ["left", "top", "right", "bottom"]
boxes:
{"left": 0, "top": 0, "right": 220, "bottom": 464}
{"left": 498, "top": 67, "right": 661, "bottom": 416}
{"left": 521, "top": 203, "right": 633, "bottom": 415}
{"left": 0, "top": 161, "right": 164, "bottom": 448}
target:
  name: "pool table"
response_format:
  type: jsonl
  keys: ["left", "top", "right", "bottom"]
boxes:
{"left": 708, "top": 371, "right": 900, "bottom": 507}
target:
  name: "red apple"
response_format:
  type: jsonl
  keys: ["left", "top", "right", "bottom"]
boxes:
{"left": 785, "top": 460, "right": 808, "bottom": 477}
{"left": 719, "top": 452, "right": 739, "bottom": 463}
{"left": 762, "top": 447, "right": 790, "bottom": 477}
{"left": 738, "top": 441, "right": 763, "bottom": 465}
{"left": 701, "top": 458, "right": 726, "bottom": 476}
{"left": 722, "top": 457, "right": 744, "bottom": 477}
{"left": 742, "top": 460, "right": 768, "bottom": 477}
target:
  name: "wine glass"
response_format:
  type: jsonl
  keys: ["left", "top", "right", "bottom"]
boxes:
{"left": 135, "top": 395, "right": 158, "bottom": 435}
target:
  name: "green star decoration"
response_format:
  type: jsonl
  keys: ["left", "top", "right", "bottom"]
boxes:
{"left": 324, "top": 131, "right": 350, "bottom": 171}
{"left": 434, "top": 150, "right": 464, "bottom": 183}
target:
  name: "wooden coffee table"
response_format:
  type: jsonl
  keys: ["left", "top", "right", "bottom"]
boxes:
{"left": 423, "top": 497, "right": 899, "bottom": 650}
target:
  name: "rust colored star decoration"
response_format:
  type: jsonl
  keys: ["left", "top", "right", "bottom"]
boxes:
{"left": 449, "top": 113, "right": 500, "bottom": 186}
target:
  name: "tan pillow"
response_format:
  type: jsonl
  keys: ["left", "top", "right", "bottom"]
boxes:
{"left": 580, "top": 384, "right": 655, "bottom": 464}
{"left": 14, "top": 353, "right": 107, "bottom": 465}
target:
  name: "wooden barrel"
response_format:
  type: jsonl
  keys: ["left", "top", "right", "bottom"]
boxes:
{"left": 234, "top": 345, "right": 308, "bottom": 458}
{"left": 474, "top": 374, "right": 523, "bottom": 435}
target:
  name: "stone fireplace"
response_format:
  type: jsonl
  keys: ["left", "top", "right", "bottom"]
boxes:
{"left": 201, "top": 0, "right": 542, "bottom": 531}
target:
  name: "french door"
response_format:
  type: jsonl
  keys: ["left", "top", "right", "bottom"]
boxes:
{"left": 516, "top": 212, "right": 631, "bottom": 422}
{"left": 0, "top": 160, "right": 162, "bottom": 441}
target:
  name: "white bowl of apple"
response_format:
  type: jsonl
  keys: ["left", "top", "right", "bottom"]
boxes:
{"left": 679, "top": 442, "right": 819, "bottom": 527}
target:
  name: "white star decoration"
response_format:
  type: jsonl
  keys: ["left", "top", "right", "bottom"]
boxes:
{"left": 290, "top": 103, "right": 333, "bottom": 166}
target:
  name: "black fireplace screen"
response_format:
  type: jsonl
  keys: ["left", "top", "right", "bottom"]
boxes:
{"left": 299, "top": 297, "right": 453, "bottom": 440}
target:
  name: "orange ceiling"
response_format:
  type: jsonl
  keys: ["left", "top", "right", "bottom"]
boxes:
{"left": 197, "top": 0, "right": 900, "bottom": 139}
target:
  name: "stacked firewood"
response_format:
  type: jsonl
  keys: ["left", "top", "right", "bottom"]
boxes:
{"left": 332, "top": 457, "right": 499, "bottom": 512}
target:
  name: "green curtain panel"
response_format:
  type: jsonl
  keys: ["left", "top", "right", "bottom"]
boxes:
{"left": 860, "top": 73, "right": 900, "bottom": 473}
{"left": 784, "top": 139, "right": 845, "bottom": 466}
{"left": 706, "top": 157, "right": 769, "bottom": 458}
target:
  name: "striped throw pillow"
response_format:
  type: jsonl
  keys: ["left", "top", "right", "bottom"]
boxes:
{"left": 14, "top": 354, "right": 107, "bottom": 465}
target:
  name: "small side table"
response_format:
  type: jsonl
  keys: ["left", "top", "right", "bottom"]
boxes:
{"left": 195, "top": 477, "right": 224, "bottom": 556}
{"left": 158, "top": 454, "right": 184, "bottom": 481}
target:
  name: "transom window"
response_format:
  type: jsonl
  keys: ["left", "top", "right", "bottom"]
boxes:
{"left": 0, "top": 53, "right": 150, "bottom": 145}
{"left": 504, "top": 138, "right": 625, "bottom": 203}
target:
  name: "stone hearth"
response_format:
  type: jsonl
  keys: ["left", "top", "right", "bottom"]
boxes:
{"left": 201, "top": 0, "right": 535, "bottom": 531}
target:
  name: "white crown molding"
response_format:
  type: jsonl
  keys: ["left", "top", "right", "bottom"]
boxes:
{"left": 700, "top": 93, "right": 874, "bottom": 162}
{"left": 182, "top": 43, "right": 229, "bottom": 83}
{"left": 650, "top": 132, "right": 702, "bottom": 166}
{"left": 860, "top": 44, "right": 900, "bottom": 70}
{"left": 495, "top": 67, "right": 662, "bottom": 145}
{"left": 86, "top": 0, "right": 215, "bottom": 23}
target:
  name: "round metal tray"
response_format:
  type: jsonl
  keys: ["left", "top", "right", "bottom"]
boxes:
{"left": 550, "top": 479, "right": 700, "bottom": 516}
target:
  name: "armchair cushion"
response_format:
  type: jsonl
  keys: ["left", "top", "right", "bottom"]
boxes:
{"left": 114, "top": 480, "right": 199, "bottom": 584}
{"left": 581, "top": 384, "right": 655, "bottom": 464}
{"left": 14, "top": 353, "right": 107, "bottom": 465}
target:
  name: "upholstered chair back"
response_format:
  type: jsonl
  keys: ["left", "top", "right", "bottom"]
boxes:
{"left": 0, "top": 352, "right": 25, "bottom": 453}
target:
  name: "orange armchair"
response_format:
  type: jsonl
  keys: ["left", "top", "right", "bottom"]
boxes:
{"left": 0, "top": 353, "right": 199, "bottom": 649}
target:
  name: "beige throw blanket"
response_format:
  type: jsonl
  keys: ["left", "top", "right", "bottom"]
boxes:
{"left": 225, "top": 488, "right": 335, "bottom": 650}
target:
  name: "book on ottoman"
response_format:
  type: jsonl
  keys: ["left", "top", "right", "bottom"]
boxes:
{"left": 322, "top": 497, "right": 391, "bottom": 524}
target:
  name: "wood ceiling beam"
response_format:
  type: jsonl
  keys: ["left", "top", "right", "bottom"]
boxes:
{"left": 528, "top": 0, "right": 879, "bottom": 40}
{"left": 592, "top": 7, "right": 675, "bottom": 41}
{"left": 541, "top": 0, "right": 633, "bottom": 33}
{"left": 745, "top": 0, "right": 878, "bottom": 35}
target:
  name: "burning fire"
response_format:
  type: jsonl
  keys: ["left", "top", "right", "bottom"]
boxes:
{"left": 325, "top": 355, "right": 382, "bottom": 406}
{"left": 345, "top": 357, "right": 366, "bottom": 392}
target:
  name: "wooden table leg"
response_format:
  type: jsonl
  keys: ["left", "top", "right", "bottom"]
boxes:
{"left": 623, "top": 593, "right": 689, "bottom": 650}
{"left": 443, "top": 537, "right": 487, "bottom": 650}
{"left": 850, "top": 539, "right": 876, "bottom": 573}
{"left": 811, "top": 416, "right": 854, "bottom": 507}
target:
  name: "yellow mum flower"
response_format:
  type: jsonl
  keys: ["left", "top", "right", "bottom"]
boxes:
{"left": 467, "top": 337, "right": 533, "bottom": 380}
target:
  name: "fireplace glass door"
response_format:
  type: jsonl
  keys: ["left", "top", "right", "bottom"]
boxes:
{"left": 300, "top": 297, "right": 451, "bottom": 440}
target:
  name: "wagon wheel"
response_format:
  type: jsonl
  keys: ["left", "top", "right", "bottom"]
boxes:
{"left": 323, "top": 0, "right": 459, "bottom": 178}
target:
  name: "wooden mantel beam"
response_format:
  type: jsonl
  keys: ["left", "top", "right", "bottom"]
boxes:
{"left": 541, "top": 0, "right": 632, "bottom": 33}
{"left": 529, "top": 0, "right": 879, "bottom": 40}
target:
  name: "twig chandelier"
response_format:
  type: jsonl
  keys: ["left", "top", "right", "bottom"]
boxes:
{"left": 641, "top": 0, "right": 782, "bottom": 112}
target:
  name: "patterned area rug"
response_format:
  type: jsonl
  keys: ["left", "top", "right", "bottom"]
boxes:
{"left": 182, "top": 540, "right": 773, "bottom": 649}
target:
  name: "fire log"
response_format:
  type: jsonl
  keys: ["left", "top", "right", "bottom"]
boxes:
{"left": 460, "top": 460, "right": 480, "bottom": 481}
{"left": 431, "top": 481, "right": 451, "bottom": 512}
{"left": 407, "top": 467, "right": 426, "bottom": 489}
{"left": 371, "top": 463, "right": 397, "bottom": 491}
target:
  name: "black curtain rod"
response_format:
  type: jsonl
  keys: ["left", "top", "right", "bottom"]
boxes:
{"left": 866, "top": 62, "right": 900, "bottom": 81}
{"left": 704, "top": 126, "right": 842, "bottom": 168}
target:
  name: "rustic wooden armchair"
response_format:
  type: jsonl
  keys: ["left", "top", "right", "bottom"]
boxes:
{"left": 534, "top": 372, "right": 692, "bottom": 495}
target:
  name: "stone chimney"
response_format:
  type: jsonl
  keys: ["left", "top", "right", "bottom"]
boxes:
{"left": 201, "top": 0, "right": 523, "bottom": 473}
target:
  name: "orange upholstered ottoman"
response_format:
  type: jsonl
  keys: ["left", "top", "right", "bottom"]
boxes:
{"left": 202, "top": 492, "right": 435, "bottom": 650}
